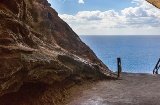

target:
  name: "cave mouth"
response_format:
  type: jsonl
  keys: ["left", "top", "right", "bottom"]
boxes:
{"left": 0, "top": 82, "right": 48, "bottom": 105}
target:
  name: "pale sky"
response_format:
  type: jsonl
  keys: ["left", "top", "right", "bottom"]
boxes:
{"left": 48, "top": 0, "right": 160, "bottom": 35}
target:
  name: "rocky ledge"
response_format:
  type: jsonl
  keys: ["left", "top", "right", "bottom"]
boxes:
{"left": 0, "top": 0, "right": 113, "bottom": 104}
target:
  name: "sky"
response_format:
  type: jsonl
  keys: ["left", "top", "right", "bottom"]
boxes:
{"left": 47, "top": 0, "right": 160, "bottom": 35}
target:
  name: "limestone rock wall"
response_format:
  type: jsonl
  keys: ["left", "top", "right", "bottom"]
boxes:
{"left": 0, "top": 0, "right": 113, "bottom": 104}
{"left": 147, "top": 0, "right": 160, "bottom": 8}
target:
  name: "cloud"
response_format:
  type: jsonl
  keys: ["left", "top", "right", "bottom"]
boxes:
{"left": 121, "top": 7, "right": 148, "bottom": 17}
{"left": 132, "top": 0, "right": 144, "bottom": 5}
{"left": 121, "top": 0, "right": 160, "bottom": 28}
{"left": 78, "top": 0, "right": 84, "bottom": 4}
{"left": 59, "top": 0, "right": 160, "bottom": 35}
{"left": 77, "top": 11, "right": 103, "bottom": 21}
{"left": 60, "top": 10, "right": 119, "bottom": 23}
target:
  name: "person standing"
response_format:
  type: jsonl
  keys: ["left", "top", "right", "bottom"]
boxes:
{"left": 117, "top": 57, "right": 122, "bottom": 78}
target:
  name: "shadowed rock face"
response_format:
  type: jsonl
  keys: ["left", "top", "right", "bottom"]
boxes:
{"left": 147, "top": 0, "right": 160, "bottom": 8}
{"left": 0, "top": 0, "right": 112, "bottom": 104}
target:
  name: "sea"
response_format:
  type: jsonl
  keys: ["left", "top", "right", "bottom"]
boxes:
{"left": 79, "top": 35, "right": 160, "bottom": 74}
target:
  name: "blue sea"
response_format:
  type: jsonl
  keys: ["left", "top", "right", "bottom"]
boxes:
{"left": 80, "top": 35, "right": 160, "bottom": 74}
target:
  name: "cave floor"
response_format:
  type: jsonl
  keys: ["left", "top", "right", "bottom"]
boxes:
{"left": 66, "top": 72, "right": 160, "bottom": 105}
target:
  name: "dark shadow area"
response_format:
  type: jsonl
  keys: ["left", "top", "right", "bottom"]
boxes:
{"left": 0, "top": 82, "right": 48, "bottom": 105}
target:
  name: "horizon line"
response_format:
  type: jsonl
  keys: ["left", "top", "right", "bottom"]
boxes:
{"left": 78, "top": 34, "right": 160, "bottom": 36}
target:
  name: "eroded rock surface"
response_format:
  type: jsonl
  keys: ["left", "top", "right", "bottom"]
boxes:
{"left": 147, "top": 0, "right": 160, "bottom": 8}
{"left": 0, "top": 0, "right": 113, "bottom": 104}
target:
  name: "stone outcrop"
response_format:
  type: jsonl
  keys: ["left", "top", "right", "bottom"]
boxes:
{"left": 147, "top": 0, "right": 160, "bottom": 8}
{"left": 0, "top": 0, "right": 113, "bottom": 104}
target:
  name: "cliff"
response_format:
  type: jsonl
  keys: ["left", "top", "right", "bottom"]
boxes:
{"left": 0, "top": 0, "right": 113, "bottom": 104}
{"left": 147, "top": 0, "right": 160, "bottom": 8}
